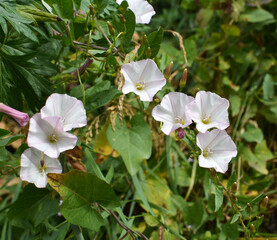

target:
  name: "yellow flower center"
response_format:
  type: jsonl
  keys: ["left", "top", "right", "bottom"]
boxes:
{"left": 202, "top": 116, "right": 210, "bottom": 124}
{"left": 203, "top": 148, "right": 213, "bottom": 158}
{"left": 136, "top": 81, "right": 145, "bottom": 91}
{"left": 49, "top": 134, "right": 57, "bottom": 143}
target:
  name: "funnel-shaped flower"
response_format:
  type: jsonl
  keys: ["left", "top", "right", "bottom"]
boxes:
{"left": 186, "top": 91, "right": 230, "bottom": 133}
{"left": 122, "top": 59, "right": 166, "bottom": 102}
{"left": 152, "top": 92, "right": 194, "bottom": 135}
{"left": 41, "top": 93, "right": 87, "bottom": 131}
{"left": 28, "top": 113, "right": 77, "bottom": 158}
{"left": 196, "top": 129, "right": 237, "bottom": 173}
{"left": 0, "top": 103, "right": 29, "bottom": 126}
{"left": 20, "top": 148, "right": 62, "bottom": 188}
{"left": 116, "top": 0, "right": 155, "bottom": 24}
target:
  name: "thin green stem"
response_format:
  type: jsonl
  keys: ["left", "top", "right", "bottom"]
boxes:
{"left": 185, "top": 157, "right": 197, "bottom": 201}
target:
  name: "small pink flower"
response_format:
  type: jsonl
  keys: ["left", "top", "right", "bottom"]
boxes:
{"left": 0, "top": 103, "right": 29, "bottom": 126}
{"left": 27, "top": 113, "right": 77, "bottom": 158}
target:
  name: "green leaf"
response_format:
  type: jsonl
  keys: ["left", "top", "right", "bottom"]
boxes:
{"left": 47, "top": 170, "right": 120, "bottom": 231}
{"left": 240, "top": 124, "right": 264, "bottom": 143}
{"left": 184, "top": 39, "right": 197, "bottom": 67}
{"left": 230, "top": 213, "right": 240, "bottom": 224}
{"left": 138, "top": 27, "right": 164, "bottom": 59}
{"left": 229, "top": 95, "right": 241, "bottom": 116}
{"left": 239, "top": 9, "right": 274, "bottom": 23}
{"left": 7, "top": 185, "right": 59, "bottom": 229}
{"left": 211, "top": 183, "right": 223, "bottom": 212}
{"left": 0, "top": 146, "right": 9, "bottom": 161}
{"left": 53, "top": 0, "right": 74, "bottom": 19}
{"left": 0, "top": 129, "right": 10, "bottom": 138}
{"left": 242, "top": 147, "right": 268, "bottom": 175}
{"left": 263, "top": 74, "right": 274, "bottom": 100}
{"left": 221, "top": 221, "right": 239, "bottom": 240}
{"left": 123, "top": 9, "right": 135, "bottom": 47}
{"left": 85, "top": 88, "right": 122, "bottom": 112}
{"left": 255, "top": 140, "right": 273, "bottom": 162}
{"left": 0, "top": 134, "right": 25, "bottom": 147}
{"left": 106, "top": 113, "right": 152, "bottom": 175}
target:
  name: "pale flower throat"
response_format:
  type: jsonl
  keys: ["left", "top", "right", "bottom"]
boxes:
{"left": 175, "top": 116, "right": 185, "bottom": 125}
{"left": 203, "top": 147, "right": 213, "bottom": 158}
{"left": 202, "top": 115, "right": 211, "bottom": 124}
{"left": 136, "top": 81, "right": 145, "bottom": 91}
{"left": 49, "top": 134, "right": 57, "bottom": 143}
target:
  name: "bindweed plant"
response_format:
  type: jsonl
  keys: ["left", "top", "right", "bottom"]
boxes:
{"left": 0, "top": 0, "right": 276, "bottom": 239}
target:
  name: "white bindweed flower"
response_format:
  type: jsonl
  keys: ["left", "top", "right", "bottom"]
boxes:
{"left": 116, "top": 0, "right": 155, "bottom": 24}
{"left": 0, "top": 103, "right": 29, "bottom": 126}
{"left": 186, "top": 91, "right": 230, "bottom": 133}
{"left": 27, "top": 113, "right": 77, "bottom": 158}
{"left": 152, "top": 92, "right": 194, "bottom": 135}
{"left": 41, "top": 93, "right": 87, "bottom": 131}
{"left": 196, "top": 129, "right": 237, "bottom": 173}
{"left": 121, "top": 59, "right": 166, "bottom": 102}
{"left": 20, "top": 148, "right": 62, "bottom": 188}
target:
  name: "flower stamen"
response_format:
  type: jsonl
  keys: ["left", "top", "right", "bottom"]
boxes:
{"left": 135, "top": 81, "right": 145, "bottom": 91}
{"left": 49, "top": 134, "right": 57, "bottom": 143}
{"left": 202, "top": 116, "right": 210, "bottom": 124}
{"left": 175, "top": 116, "right": 185, "bottom": 125}
{"left": 203, "top": 147, "right": 213, "bottom": 158}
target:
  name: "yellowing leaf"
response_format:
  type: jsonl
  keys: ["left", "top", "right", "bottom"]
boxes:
{"left": 94, "top": 121, "right": 120, "bottom": 158}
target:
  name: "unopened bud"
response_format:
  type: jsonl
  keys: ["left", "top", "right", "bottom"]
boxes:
{"left": 250, "top": 224, "right": 255, "bottom": 234}
{"left": 180, "top": 68, "right": 187, "bottom": 89}
{"left": 107, "top": 21, "right": 115, "bottom": 36}
{"left": 177, "top": 128, "right": 185, "bottom": 140}
{"left": 89, "top": 5, "right": 95, "bottom": 15}
{"left": 260, "top": 196, "right": 269, "bottom": 210}
{"left": 231, "top": 182, "right": 237, "bottom": 193}
{"left": 146, "top": 47, "right": 151, "bottom": 58}
{"left": 165, "top": 61, "right": 173, "bottom": 79}
{"left": 120, "top": 14, "right": 125, "bottom": 24}
{"left": 142, "top": 34, "right": 148, "bottom": 44}
{"left": 247, "top": 203, "right": 252, "bottom": 212}
{"left": 232, "top": 194, "right": 237, "bottom": 202}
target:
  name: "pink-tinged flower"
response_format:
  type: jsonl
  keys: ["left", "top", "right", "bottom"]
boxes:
{"left": 116, "top": 0, "right": 155, "bottom": 24}
{"left": 27, "top": 113, "right": 77, "bottom": 158}
{"left": 20, "top": 148, "right": 62, "bottom": 188}
{"left": 121, "top": 59, "right": 166, "bottom": 102}
{"left": 0, "top": 103, "right": 29, "bottom": 126}
{"left": 186, "top": 91, "right": 230, "bottom": 133}
{"left": 152, "top": 92, "right": 194, "bottom": 135}
{"left": 196, "top": 129, "right": 237, "bottom": 173}
{"left": 40, "top": 93, "right": 87, "bottom": 131}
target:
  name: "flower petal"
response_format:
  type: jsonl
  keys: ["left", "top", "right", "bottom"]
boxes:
{"left": 41, "top": 93, "right": 87, "bottom": 131}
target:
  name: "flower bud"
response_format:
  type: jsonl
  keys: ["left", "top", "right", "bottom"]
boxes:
{"left": 231, "top": 182, "right": 237, "bottom": 193}
{"left": 120, "top": 14, "right": 126, "bottom": 24}
{"left": 89, "top": 5, "right": 95, "bottom": 15}
{"left": 142, "top": 34, "right": 148, "bottom": 44}
{"left": 260, "top": 196, "right": 269, "bottom": 210}
{"left": 146, "top": 47, "right": 151, "bottom": 58}
{"left": 247, "top": 203, "right": 252, "bottom": 212}
{"left": 180, "top": 68, "right": 187, "bottom": 90}
{"left": 177, "top": 128, "right": 185, "bottom": 140}
{"left": 250, "top": 224, "right": 255, "bottom": 234}
{"left": 164, "top": 61, "right": 173, "bottom": 79}
{"left": 0, "top": 103, "right": 29, "bottom": 126}
{"left": 107, "top": 21, "right": 115, "bottom": 36}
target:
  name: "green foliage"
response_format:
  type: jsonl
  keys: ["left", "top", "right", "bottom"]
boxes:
{"left": 106, "top": 113, "right": 152, "bottom": 175}
{"left": 47, "top": 170, "right": 120, "bottom": 230}
{"left": 0, "top": 0, "right": 276, "bottom": 239}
